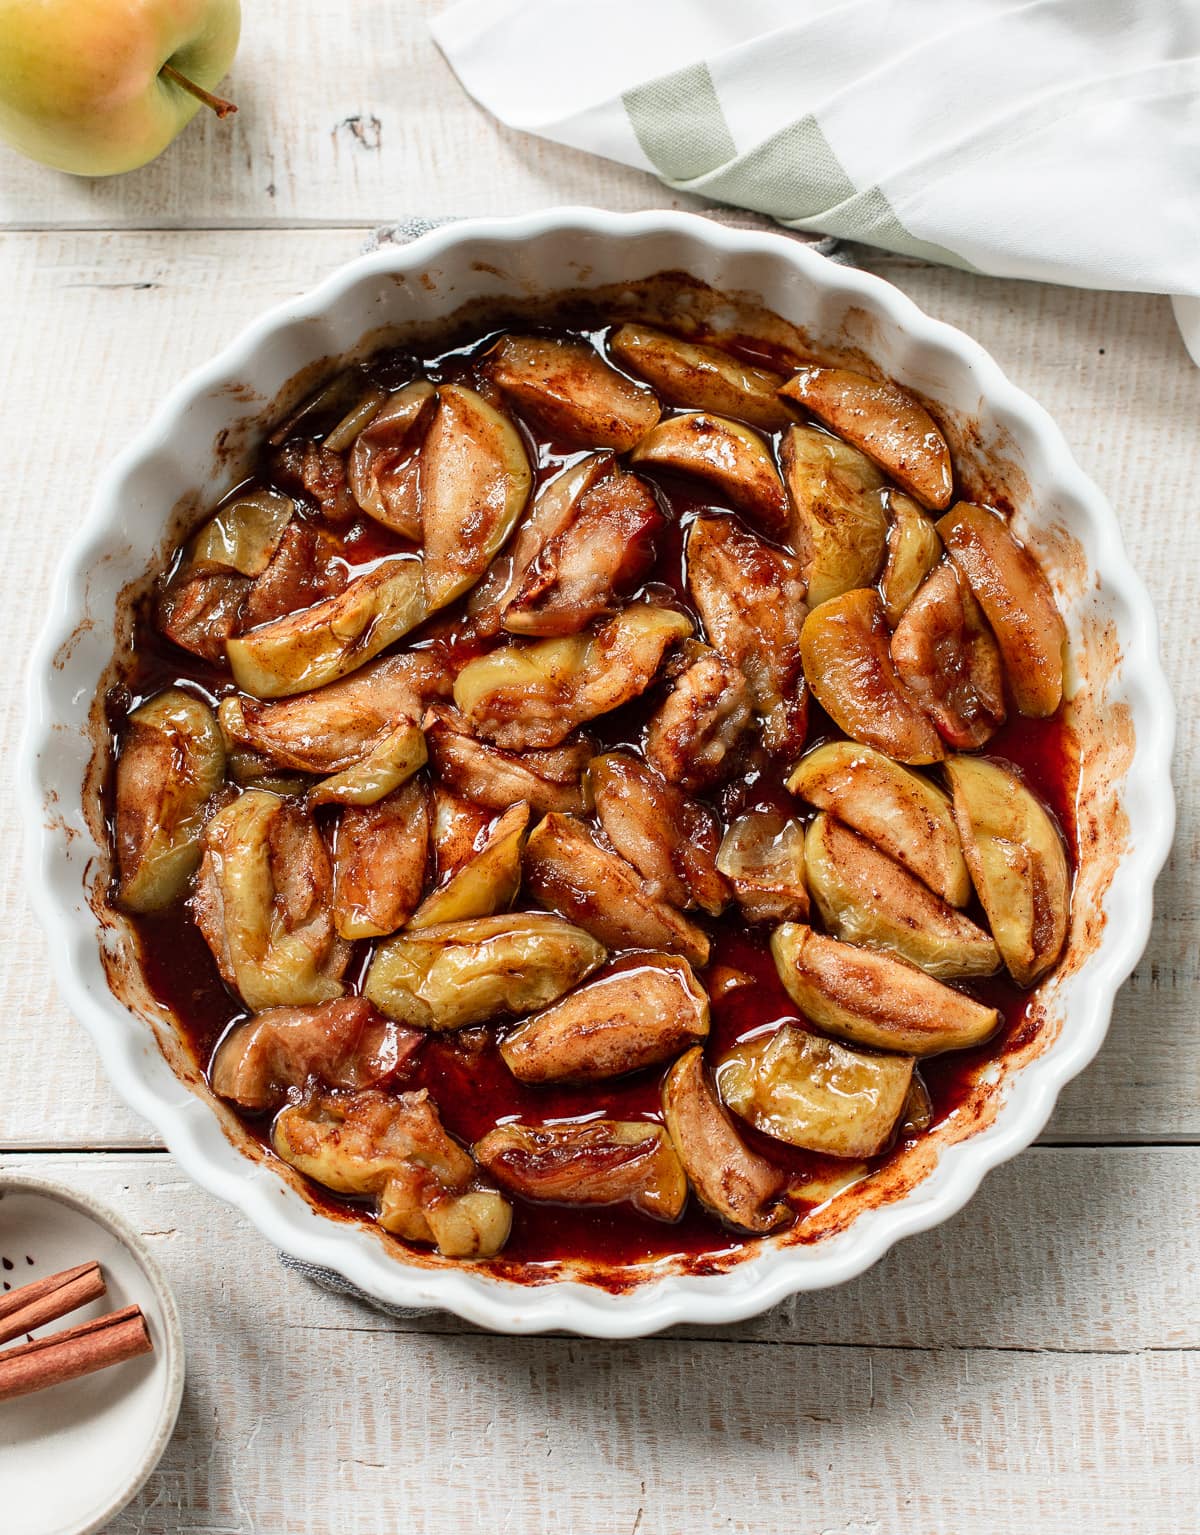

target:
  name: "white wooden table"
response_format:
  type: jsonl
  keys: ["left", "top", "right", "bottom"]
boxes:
{"left": 1, "top": 6, "right": 1197, "bottom": 1530}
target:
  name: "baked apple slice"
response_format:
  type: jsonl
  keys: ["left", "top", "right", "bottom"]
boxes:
{"left": 800, "top": 589, "right": 944, "bottom": 763}
{"left": 430, "top": 785, "right": 492, "bottom": 879}
{"left": 630, "top": 412, "right": 790, "bottom": 536}
{"left": 608, "top": 324, "right": 793, "bottom": 430}
{"left": 500, "top": 955, "right": 709, "bottom": 1082}
{"left": 363, "top": 911, "right": 605, "bottom": 1031}
{"left": 453, "top": 601, "right": 692, "bottom": 750}
{"left": 779, "top": 366, "right": 954, "bottom": 511}
{"left": 716, "top": 809, "right": 810, "bottom": 924}
{"left": 474, "top": 1120, "right": 686, "bottom": 1220}
{"left": 589, "top": 751, "right": 729, "bottom": 915}
{"left": 661, "top": 1047, "right": 789, "bottom": 1233}
{"left": 770, "top": 923, "right": 999, "bottom": 1056}
{"left": 211, "top": 995, "right": 417, "bottom": 1110}
{"left": 780, "top": 423, "right": 888, "bottom": 605}
{"left": 306, "top": 719, "right": 427, "bottom": 808}
{"left": 228, "top": 556, "right": 426, "bottom": 698}
{"left": 488, "top": 334, "right": 661, "bottom": 449}
{"left": 346, "top": 380, "right": 437, "bottom": 538}
{"left": 937, "top": 502, "right": 1066, "bottom": 717}
{"left": 945, "top": 756, "right": 1069, "bottom": 986}
{"left": 524, "top": 812, "right": 711, "bottom": 966}
{"left": 717, "top": 1024, "right": 914, "bottom": 1158}
{"left": 187, "top": 488, "right": 294, "bottom": 577}
{"left": 115, "top": 689, "right": 226, "bottom": 913}
{"left": 274, "top": 1088, "right": 511, "bottom": 1258}
{"left": 407, "top": 801, "right": 530, "bottom": 930}
{"left": 419, "top": 384, "right": 532, "bottom": 611}
{"left": 685, "top": 514, "right": 808, "bottom": 754}
{"left": 424, "top": 704, "right": 589, "bottom": 815}
{"left": 785, "top": 740, "right": 969, "bottom": 906}
{"left": 644, "top": 644, "right": 754, "bottom": 792}
{"left": 501, "top": 469, "right": 665, "bottom": 636}
{"left": 880, "top": 492, "right": 942, "bottom": 625}
{"left": 804, "top": 812, "right": 999, "bottom": 979}
{"left": 156, "top": 570, "right": 249, "bottom": 664}
{"left": 192, "top": 790, "right": 349, "bottom": 1011}
{"left": 331, "top": 779, "right": 430, "bottom": 939}
{"left": 468, "top": 452, "right": 613, "bottom": 634}
{"left": 218, "top": 651, "right": 448, "bottom": 775}
{"left": 891, "top": 561, "right": 1006, "bottom": 749}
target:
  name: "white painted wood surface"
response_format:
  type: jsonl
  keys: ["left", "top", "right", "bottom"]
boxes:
{"left": 0, "top": 5, "right": 1194, "bottom": 1531}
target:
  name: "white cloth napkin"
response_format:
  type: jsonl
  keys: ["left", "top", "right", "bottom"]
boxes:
{"left": 432, "top": 0, "right": 1200, "bottom": 363}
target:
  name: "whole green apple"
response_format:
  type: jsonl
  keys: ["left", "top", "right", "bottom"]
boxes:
{"left": 0, "top": 0, "right": 241, "bottom": 176}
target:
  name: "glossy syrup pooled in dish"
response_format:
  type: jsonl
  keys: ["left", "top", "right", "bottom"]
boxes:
{"left": 104, "top": 315, "right": 1078, "bottom": 1278}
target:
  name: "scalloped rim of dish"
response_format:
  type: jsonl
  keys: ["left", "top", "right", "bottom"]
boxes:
{"left": 18, "top": 208, "right": 1175, "bottom": 1337}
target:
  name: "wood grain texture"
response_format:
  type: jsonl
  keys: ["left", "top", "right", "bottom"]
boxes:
{"left": 0, "top": 233, "right": 1192, "bottom": 1149}
{"left": 0, "top": 1150, "right": 1194, "bottom": 1534}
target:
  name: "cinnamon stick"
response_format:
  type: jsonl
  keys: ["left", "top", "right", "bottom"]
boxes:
{"left": 0, "top": 1261, "right": 107, "bottom": 1346}
{"left": 0, "top": 1304, "right": 152, "bottom": 1402}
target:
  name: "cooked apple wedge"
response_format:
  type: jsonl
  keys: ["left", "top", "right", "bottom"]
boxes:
{"left": 407, "top": 801, "right": 530, "bottom": 930}
{"left": 800, "top": 589, "right": 944, "bottom": 763}
{"left": 331, "top": 779, "right": 430, "bottom": 939}
{"left": 937, "top": 502, "right": 1066, "bottom": 717}
{"left": 717, "top": 1024, "right": 914, "bottom": 1158}
{"left": 347, "top": 380, "right": 437, "bottom": 537}
{"left": 211, "top": 995, "right": 414, "bottom": 1110}
{"left": 892, "top": 561, "right": 1006, "bottom": 749}
{"left": 363, "top": 911, "right": 604, "bottom": 1031}
{"left": 430, "top": 785, "right": 492, "bottom": 879}
{"left": 686, "top": 514, "right": 808, "bottom": 754}
{"left": 661, "top": 1047, "right": 789, "bottom": 1233}
{"left": 219, "top": 652, "right": 448, "bottom": 774}
{"left": 307, "top": 719, "right": 427, "bottom": 808}
{"left": 238, "top": 521, "right": 349, "bottom": 632}
{"left": 630, "top": 412, "right": 789, "bottom": 536}
{"left": 157, "top": 569, "right": 249, "bottom": 664}
{"left": 192, "top": 790, "right": 349, "bottom": 1011}
{"left": 804, "top": 812, "right": 999, "bottom": 979}
{"left": 188, "top": 488, "right": 294, "bottom": 578}
{"left": 644, "top": 644, "right": 754, "bottom": 791}
{"left": 770, "top": 923, "right": 999, "bottom": 1056}
{"left": 475, "top": 1119, "right": 686, "bottom": 1220}
{"left": 524, "top": 812, "right": 710, "bottom": 966}
{"left": 780, "top": 366, "right": 954, "bottom": 511}
{"left": 419, "top": 384, "right": 532, "bottom": 611}
{"left": 780, "top": 423, "right": 889, "bottom": 605}
{"left": 500, "top": 954, "right": 709, "bottom": 1082}
{"left": 785, "top": 741, "right": 969, "bottom": 906}
{"left": 115, "top": 688, "right": 226, "bottom": 912}
{"left": 488, "top": 334, "right": 661, "bottom": 450}
{"left": 945, "top": 756, "right": 1069, "bottom": 986}
{"left": 453, "top": 601, "right": 691, "bottom": 750}
{"left": 227, "top": 556, "right": 426, "bottom": 698}
{"left": 424, "top": 704, "right": 589, "bottom": 815}
{"left": 590, "top": 752, "right": 728, "bottom": 915}
{"left": 716, "top": 809, "right": 810, "bottom": 924}
{"left": 274, "top": 1088, "right": 511, "bottom": 1258}
{"left": 502, "top": 469, "right": 665, "bottom": 636}
{"left": 468, "top": 452, "right": 613, "bottom": 634}
{"left": 881, "top": 492, "right": 942, "bottom": 625}
{"left": 608, "top": 324, "right": 793, "bottom": 430}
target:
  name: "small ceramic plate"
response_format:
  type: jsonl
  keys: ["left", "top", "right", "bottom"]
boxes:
{"left": 0, "top": 1175, "right": 184, "bottom": 1535}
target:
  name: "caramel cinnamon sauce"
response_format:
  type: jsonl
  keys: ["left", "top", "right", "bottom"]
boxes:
{"left": 106, "top": 320, "right": 1079, "bottom": 1274}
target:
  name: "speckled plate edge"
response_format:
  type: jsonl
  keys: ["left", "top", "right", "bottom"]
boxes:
{"left": 0, "top": 1174, "right": 185, "bottom": 1534}
{"left": 18, "top": 208, "right": 1176, "bottom": 1337}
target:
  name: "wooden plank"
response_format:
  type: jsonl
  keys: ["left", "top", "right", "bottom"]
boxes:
{"left": 1, "top": 231, "right": 1195, "bottom": 1149}
{"left": 0, "top": 0, "right": 711, "bottom": 229}
{"left": 0, "top": 1150, "right": 1194, "bottom": 1534}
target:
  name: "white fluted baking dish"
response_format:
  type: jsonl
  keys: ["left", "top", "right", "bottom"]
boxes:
{"left": 19, "top": 209, "right": 1174, "bottom": 1336}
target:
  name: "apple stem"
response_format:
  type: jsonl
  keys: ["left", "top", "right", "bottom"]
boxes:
{"left": 160, "top": 62, "right": 237, "bottom": 120}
